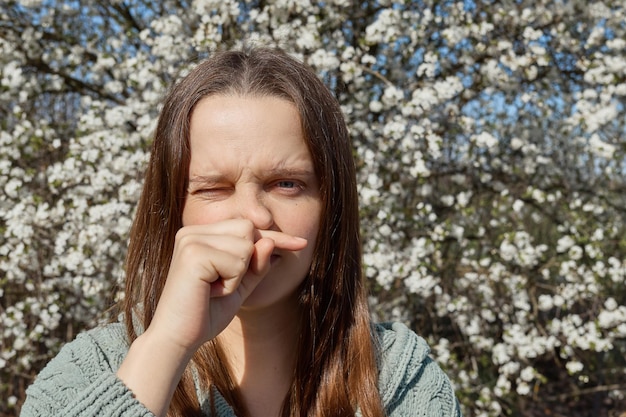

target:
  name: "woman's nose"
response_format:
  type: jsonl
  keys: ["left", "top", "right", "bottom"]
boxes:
{"left": 235, "top": 190, "right": 274, "bottom": 230}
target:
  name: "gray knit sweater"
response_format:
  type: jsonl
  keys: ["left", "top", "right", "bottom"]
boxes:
{"left": 20, "top": 321, "right": 462, "bottom": 417}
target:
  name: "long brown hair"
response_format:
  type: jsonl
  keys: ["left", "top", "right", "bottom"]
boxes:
{"left": 122, "top": 47, "right": 385, "bottom": 417}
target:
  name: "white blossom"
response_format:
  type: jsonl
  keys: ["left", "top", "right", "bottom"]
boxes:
{"left": 2, "top": 3, "right": 626, "bottom": 416}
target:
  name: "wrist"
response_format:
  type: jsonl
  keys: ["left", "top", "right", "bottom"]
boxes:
{"left": 116, "top": 329, "right": 195, "bottom": 416}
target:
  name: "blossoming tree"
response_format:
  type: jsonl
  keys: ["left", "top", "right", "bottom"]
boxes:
{"left": 1, "top": 0, "right": 625, "bottom": 416}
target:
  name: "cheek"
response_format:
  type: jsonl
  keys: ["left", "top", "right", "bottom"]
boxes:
{"left": 308, "top": 217, "right": 321, "bottom": 243}
{"left": 181, "top": 200, "right": 223, "bottom": 226}
{"left": 299, "top": 205, "right": 322, "bottom": 249}
{"left": 181, "top": 199, "right": 199, "bottom": 226}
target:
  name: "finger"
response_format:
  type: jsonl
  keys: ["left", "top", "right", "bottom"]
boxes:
{"left": 193, "top": 247, "right": 251, "bottom": 291}
{"left": 171, "top": 232, "right": 253, "bottom": 275}
{"left": 234, "top": 237, "right": 276, "bottom": 301}
{"left": 171, "top": 236, "right": 254, "bottom": 297}
{"left": 214, "top": 237, "right": 275, "bottom": 298}
{"left": 206, "top": 252, "right": 250, "bottom": 298}
{"left": 248, "top": 237, "right": 275, "bottom": 277}
{"left": 257, "top": 230, "right": 308, "bottom": 251}
{"left": 178, "top": 219, "right": 256, "bottom": 241}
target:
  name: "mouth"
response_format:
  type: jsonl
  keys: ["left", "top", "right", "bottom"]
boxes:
{"left": 270, "top": 253, "right": 281, "bottom": 264}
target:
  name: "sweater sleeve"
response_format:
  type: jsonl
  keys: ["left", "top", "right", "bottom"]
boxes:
{"left": 396, "top": 355, "right": 462, "bottom": 417}
{"left": 19, "top": 325, "right": 154, "bottom": 417}
{"left": 377, "top": 322, "right": 462, "bottom": 417}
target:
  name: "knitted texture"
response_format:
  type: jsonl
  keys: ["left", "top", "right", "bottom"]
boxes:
{"left": 20, "top": 324, "right": 153, "bottom": 417}
{"left": 20, "top": 322, "right": 461, "bottom": 417}
{"left": 374, "top": 322, "right": 461, "bottom": 417}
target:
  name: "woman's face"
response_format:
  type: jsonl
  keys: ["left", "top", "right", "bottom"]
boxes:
{"left": 182, "top": 95, "right": 322, "bottom": 310}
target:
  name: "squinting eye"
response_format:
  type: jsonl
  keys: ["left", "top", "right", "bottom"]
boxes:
{"left": 190, "top": 187, "right": 229, "bottom": 199}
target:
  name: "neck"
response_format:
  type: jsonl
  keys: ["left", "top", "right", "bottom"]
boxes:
{"left": 225, "top": 306, "right": 299, "bottom": 352}
{"left": 216, "top": 299, "right": 302, "bottom": 417}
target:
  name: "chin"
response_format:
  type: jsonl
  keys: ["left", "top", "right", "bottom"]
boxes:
{"left": 240, "top": 275, "right": 304, "bottom": 313}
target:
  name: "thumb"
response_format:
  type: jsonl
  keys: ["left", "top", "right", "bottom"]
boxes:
{"left": 237, "top": 237, "right": 275, "bottom": 299}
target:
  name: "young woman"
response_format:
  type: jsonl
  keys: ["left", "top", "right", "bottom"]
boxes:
{"left": 20, "top": 47, "right": 462, "bottom": 417}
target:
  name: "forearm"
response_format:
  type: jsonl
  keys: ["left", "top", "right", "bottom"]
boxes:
{"left": 116, "top": 329, "right": 194, "bottom": 417}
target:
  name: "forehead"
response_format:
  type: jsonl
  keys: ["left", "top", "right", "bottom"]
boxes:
{"left": 187, "top": 95, "right": 314, "bottom": 176}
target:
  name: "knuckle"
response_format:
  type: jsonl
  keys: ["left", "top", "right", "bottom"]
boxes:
{"left": 239, "top": 218, "right": 255, "bottom": 234}
{"left": 177, "top": 240, "right": 203, "bottom": 258}
{"left": 174, "top": 226, "right": 191, "bottom": 243}
{"left": 236, "top": 257, "right": 249, "bottom": 273}
{"left": 172, "top": 230, "right": 203, "bottom": 256}
{"left": 242, "top": 239, "right": 255, "bottom": 254}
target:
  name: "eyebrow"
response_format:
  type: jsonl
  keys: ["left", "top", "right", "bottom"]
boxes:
{"left": 263, "top": 167, "right": 317, "bottom": 177}
{"left": 188, "top": 168, "right": 317, "bottom": 185}
{"left": 188, "top": 175, "right": 224, "bottom": 186}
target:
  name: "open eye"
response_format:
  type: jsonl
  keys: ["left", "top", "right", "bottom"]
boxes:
{"left": 276, "top": 180, "right": 297, "bottom": 189}
{"left": 271, "top": 179, "right": 305, "bottom": 195}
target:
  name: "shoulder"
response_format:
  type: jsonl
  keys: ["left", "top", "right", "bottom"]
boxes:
{"left": 375, "top": 322, "right": 462, "bottom": 417}
{"left": 374, "top": 321, "right": 431, "bottom": 406}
